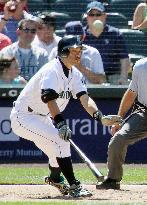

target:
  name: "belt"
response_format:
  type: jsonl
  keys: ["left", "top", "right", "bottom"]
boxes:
{"left": 13, "top": 103, "right": 47, "bottom": 116}
{"left": 132, "top": 101, "right": 147, "bottom": 112}
{"left": 28, "top": 106, "right": 33, "bottom": 112}
{"left": 137, "top": 101, "right": 147, "bottom": 109}
{"left": 28, "top": 106, "right": 47, "bottom": 116}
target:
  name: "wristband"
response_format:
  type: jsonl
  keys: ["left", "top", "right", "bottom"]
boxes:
{"left": 93, "top": 110, "right": 103, "bottom": 122}
{"left": 54, "top": 113, "right": 65, "bottom": 124}
{"left": 1, "top": 17, "right": 8, "bottom": 22}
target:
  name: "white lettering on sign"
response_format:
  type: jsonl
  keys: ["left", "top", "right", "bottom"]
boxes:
{"left": 16, "top": 149, "right": 43, "bottom": 157}
{"left": 66, "top": 119, "right": 111, "bottom": 136}
{"left": 0, "top": 107, "right": 19, "bottom": 141}
{"left": 0, "top": 150, "right": 14, "bottom": 157}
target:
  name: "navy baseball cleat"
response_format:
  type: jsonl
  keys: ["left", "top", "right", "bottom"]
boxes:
{"left": 69, "top": 179, "right": 92, "bottom": 197}
{"left": 96, "top": 178, "right": 120, "bottom": 190}
{"left": 45, "top": 176, "right": 69, "bottom": 195}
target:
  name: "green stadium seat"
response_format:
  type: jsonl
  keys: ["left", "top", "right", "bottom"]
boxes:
{"left": 106, "top": 12, "right": 127, "bottom": 28}
{"left": 120, "top": 29, "right": 147, "bottom": 66}
{"left": 109, "top": 0, "right": 142, "bottom": 21}
{"left": 120, "top": 29, "right": 147, "bottom": 56}
{"left": 28, "top": 0, "right": 51, "bottom": 12}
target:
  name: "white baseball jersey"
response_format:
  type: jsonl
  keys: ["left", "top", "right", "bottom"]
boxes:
{"left": 13, "top": 57, "right": 87, "bottom": 115}
{"left": 10, "top": 57, "right": 87, "bottom": 167}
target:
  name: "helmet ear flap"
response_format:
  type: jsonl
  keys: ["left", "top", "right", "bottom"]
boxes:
{"left": 62, "top": 48, "right": 70, "bottom": 57}
{"left": 59, "top": 48, "right": 70, "bottom": 58}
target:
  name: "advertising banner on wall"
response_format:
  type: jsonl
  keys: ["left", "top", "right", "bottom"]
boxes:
{"left": 0, "top": 107, "right": 19, "bottom": 142}
{"left": 0, "top": 98, "right": 147, "bottom": 163}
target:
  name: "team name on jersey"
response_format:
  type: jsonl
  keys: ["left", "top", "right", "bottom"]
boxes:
{"left": 59, "top": 90, "right": 72, "bottom": 99}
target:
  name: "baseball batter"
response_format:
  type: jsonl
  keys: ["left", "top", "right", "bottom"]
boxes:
{"left": 10, "top": 35, "right": 105, "bottom": 197}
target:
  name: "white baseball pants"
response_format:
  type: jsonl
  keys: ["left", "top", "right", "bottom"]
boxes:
{"left": 10, "top": 107, "right": 71, "bottom": 167}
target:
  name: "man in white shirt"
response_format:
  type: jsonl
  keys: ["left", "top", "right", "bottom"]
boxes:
{"left": 0, "top": 18, "right": 49, "bottom": 81}
{"left": 32, "top": 12, "right": 61, "bottom": 56}
{"left": 49, "top": 21, "right": 106, "bottom": 84}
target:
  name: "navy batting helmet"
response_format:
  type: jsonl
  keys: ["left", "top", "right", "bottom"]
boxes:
{"left": 58, "top": 35, "right": 84, "bottom": 58}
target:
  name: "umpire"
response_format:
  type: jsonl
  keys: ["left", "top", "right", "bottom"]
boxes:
{"left": 97, "top": 58, "right": 147, "bottom": 189}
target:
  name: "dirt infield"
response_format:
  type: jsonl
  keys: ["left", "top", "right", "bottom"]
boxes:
{"left": 0, "top": 184, "right": 147, "bottom": 203}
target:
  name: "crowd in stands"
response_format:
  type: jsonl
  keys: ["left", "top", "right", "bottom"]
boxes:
{"left": 0, "top": 0, "right": 146, "bottom": 85}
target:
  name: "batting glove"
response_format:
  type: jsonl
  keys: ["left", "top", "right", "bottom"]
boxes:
{"left": 57, "top": 121, "right": 72, "bottom": 141}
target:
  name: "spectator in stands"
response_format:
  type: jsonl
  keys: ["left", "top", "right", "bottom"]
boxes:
{"left": 32, "top": 12, "right": 61, "bottom": 56}
{"left": 132, "top": 0, "right": 147, "bottom": 31}
{"left": 0, "top": 57, "right": 26, "bottom": 84}
{"left": 0, "top": 0, "right": 36, "bottom": 42}
{"left": 0, "top": 0, "right": 7, "bottom": 13}
{"left": 0, "top": 19, "right": 49, "bottom": 81}
{"left": 0, "top": 33, "right": 12, "bottom": 50}
{"left": 0, "top": 0, "right": 28, "bottom": 12}
{"left": 83, "top": 1, "right": 131, "bottom": 85}
{"left": 49, "top": 21, "right": 106, "bottom": 84}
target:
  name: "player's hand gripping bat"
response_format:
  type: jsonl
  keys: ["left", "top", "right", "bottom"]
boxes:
{"left": 69, "top": 139, "right": 104, "bottom": 182}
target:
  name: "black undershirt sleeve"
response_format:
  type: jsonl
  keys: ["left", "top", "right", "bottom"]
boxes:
{"left": 76, "top": 91, "right": 87, "bottom": 99}
{"left": 41, "top": 89, "right": 59, "bottom": 103}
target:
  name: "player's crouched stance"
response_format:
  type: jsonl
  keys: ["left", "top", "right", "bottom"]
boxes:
{"left": 10, "top": 35, "right": 107, "bottom": 198}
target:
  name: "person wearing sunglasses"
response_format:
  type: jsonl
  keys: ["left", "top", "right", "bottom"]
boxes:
{"left": 32, "top": 12, "right": 61, "bottom": 56}
{"left": 83, "top": 1, "right": 131, "bottom": 85}
{"left": 0, "top": 18, "right": 49, "bottom": 81}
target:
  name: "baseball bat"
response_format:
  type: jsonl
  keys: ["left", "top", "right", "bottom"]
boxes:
{"left": 69, "top": 139, "right": 104, "bottom": 182}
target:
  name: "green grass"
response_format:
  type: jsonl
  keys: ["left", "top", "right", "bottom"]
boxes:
{"left": 123, "top": 164, "right": 147, "bottom": 184}
{"left": 0, "top": 164, "right": 146, "bottom": 185}
{"left": 0, "top": 167, "right": 46, "bottom": 184}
